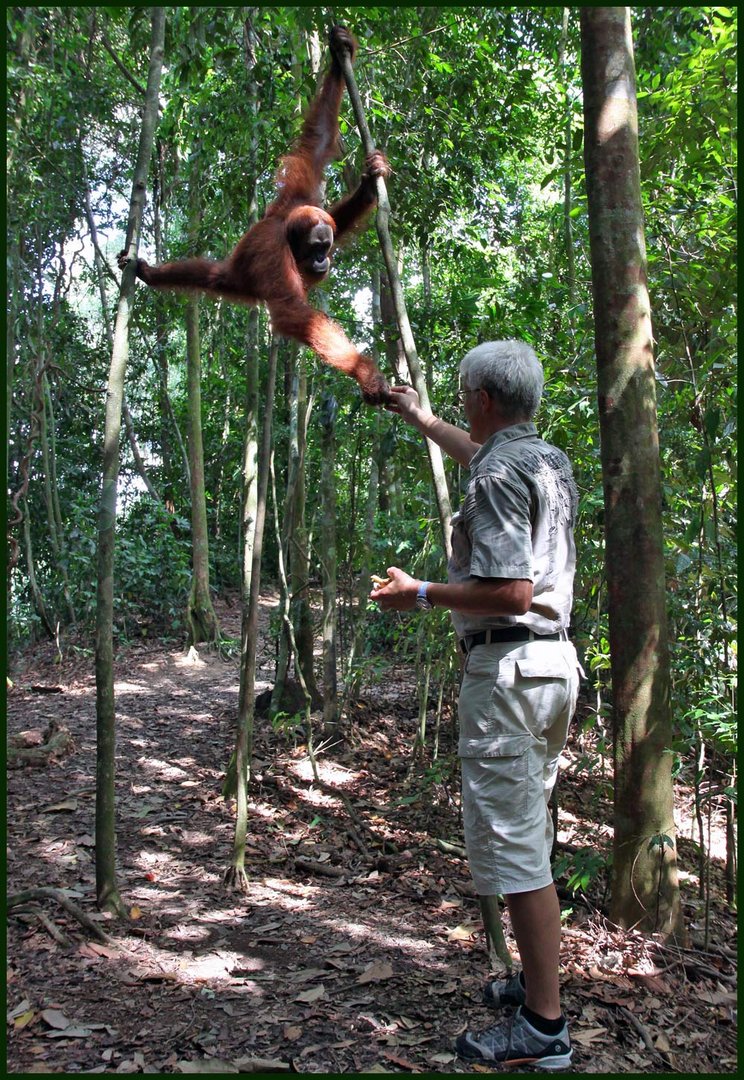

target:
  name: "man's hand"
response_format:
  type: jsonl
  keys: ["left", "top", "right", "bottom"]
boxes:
{"left": 369, "top": 566, "right": 421, "bottom": 611}
{"left": 384, "top": 385, "right": 429, "bottom": 424}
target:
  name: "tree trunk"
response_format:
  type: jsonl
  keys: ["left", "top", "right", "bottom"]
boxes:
{"left": 559, "top": 8, "right": 576, "bottom": 310}
{"left": 226, "top": 331, "right": 278, "bottom": 890}
{"left": 580, "top": 6, "right": 685, "bottom": 940}
{"left": 183, "top": 139, "right": 219, "bottom": 645}
{"left": 319, "top": 393, "right": 339, "bottom": 730}
{"left": 185, "top": 295, "right": 220, "bottom": 645}
{"left": 291, "top": 352, "right": 319, "bottom": 700}
{"left": 95, "top": 6, "right": 165, "bottom": 918}
{"left": 21, "top": 496, "right": 54, "bottom": 639}
{"left": 42, "top": 372, "right": 76, "bottom": 624}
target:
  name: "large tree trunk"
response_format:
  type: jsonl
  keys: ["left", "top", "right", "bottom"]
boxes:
{"left": 580, "top": 6, "right": 685, "bottom": 940}
{"left": 95, "top": 7, "right": 165, "bottom": 918}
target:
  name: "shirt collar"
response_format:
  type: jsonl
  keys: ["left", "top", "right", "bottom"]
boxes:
{"left": 469, "top": 422, "right": 538, "bottom": 470}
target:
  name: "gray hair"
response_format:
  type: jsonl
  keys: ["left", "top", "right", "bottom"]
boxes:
{"left": 460, "top": 340, "right": 544, "bottom": 420}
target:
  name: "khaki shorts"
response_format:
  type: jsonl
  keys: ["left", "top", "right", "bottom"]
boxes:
{"left": 458, "top": 639, "right": 580, "bottom": 896}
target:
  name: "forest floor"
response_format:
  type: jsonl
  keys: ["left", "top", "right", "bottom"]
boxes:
{"left": 6, "top": 593, "right": 738, "bottom": 1075}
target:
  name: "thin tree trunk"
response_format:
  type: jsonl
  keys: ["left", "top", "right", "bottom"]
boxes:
{"left": 185, "top": 295, "right": 220, "bottom": 645}
{"left": 341, "top": 422, "right": 380, "bottom": 715}
{"left": 95, "top": 6, "right": 165, "bottom": 918}
{"left": 319, "top": 393, "right": 339, "bottom": 730}
{"left": 42, "top": 372, "right": 76, "bottom": 624}
{"left": 21, "top": 496, "right": 54, "bottom": 639}
{"left": 122, "top": 396, "right": 160, "bottom": 501}
{"left": 580, "top": 6, "right": 684, "bottom": 941}
{"left": 271, "top": 346, "right": 298, "bottom": 716}
{"left": 225, "top": 333, "right": 278, "bottom": 890}
{"left": 224, "top": 12, "right": 268, "bottom": 892}
{"left": 292, "top": 353, "right": 319, "bottom": 700}
{"left": 184, "top": 134, "right": 219, "bottom": 646}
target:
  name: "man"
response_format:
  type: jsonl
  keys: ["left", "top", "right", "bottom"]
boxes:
{"left": 371, "top": 340, "right": 580, "bottom": 1070}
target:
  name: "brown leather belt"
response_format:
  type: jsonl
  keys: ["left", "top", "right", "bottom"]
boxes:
{"left": 459, "top": 628, "right": 561, "bottom": 654}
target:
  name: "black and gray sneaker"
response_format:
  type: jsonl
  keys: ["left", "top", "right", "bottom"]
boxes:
{"left": 483, "top": 970, "right": 527, "bottom": 1008}
{"left": 456, "top": 1007, "right": 572, "bottom": 1071}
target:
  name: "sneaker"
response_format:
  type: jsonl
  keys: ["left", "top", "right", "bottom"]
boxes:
{"left": 456, "top": 1007, "right": 572, "bottom": 1071}
{"left": 483, "top": 970, "right": 527, "bottom": 1008}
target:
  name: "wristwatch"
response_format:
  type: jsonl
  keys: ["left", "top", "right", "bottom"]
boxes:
{"left": 416, "top": 581, "right": 434, "bottom": 611}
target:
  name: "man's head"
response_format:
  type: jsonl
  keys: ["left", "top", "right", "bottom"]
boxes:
{"left": 460, "top": 340, "right": 544, "bottom": 422}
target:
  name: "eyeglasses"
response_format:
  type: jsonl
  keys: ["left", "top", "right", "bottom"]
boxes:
{"left": 456, "top": 386, "right": 481, "bottom": 406}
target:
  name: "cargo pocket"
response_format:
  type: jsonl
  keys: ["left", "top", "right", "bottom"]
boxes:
{"left": 514, "top": 655, "right": 572, "bottom": 680}
{"left": 513, "top": 652, "right": 574, "bottom": 739}
{"left": 458, "top": 733, "right": 533, "bottom": 818}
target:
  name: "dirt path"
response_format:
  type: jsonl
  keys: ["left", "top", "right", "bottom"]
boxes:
{"left": 6, "top": 598, "right": 737, "bottom": 1073}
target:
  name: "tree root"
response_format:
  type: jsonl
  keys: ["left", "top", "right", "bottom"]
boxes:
{"left": 293, "top": 856, "right": 346, "bottom": 878}
{"left": 7, "top": 887, "right": 110, "bottom": 943}
{"left": 223, "top": 865, "right": 250, "bottom": 893}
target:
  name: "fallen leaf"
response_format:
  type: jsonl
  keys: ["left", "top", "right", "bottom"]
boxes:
{"left": 176, "top": 1060, "right": 238, "bottom": 1074}
{"left": 46, "top": 1026, "right": 94, "bottom": 1038}
{"left": 447, "top": 922, "right": 478, "bottom": 942}
{"left": 87, "top": 942, "right": 119, "bottom": 959}
{"left": 14, "top": 1010, "right": 36, "bottom": 1030}
{"left": 43, "top": 799, "right": 78, "bottom": 813}
{"left": 40, "top": 1009, "right": 73, "bottom": 1030}
{"left": 357, "top": 961, "right": 395, "bottom": 984}
{"left": 383, "top": 1051, "right": 420, "bottom": 1070}
{"left": 295, "top": 985, "right": 325, "bottom": 1003}
{"left": 7, "top": 998, "right": 32, "bottom": 1021}
{"left": 129, "top": 906, "right": 143, "bottom": 920}
{"left": 572, "top": 1027, "right": 608, "bottom": 1046}
{"left": 233, "top": 1056, "right": 292, "bottom": 1072}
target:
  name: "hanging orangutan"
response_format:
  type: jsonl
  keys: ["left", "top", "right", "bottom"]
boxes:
{"left": 119, "top": 26, "right": 391, "bottom": 404}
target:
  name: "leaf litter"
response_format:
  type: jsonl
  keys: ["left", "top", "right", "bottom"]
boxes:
{"left": 6, "top": 594, "right": 738, "bottom": 1073}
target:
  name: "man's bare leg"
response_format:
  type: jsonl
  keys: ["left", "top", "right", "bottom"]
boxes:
{"left": 504, "top": 883, "right": 562, "bottom": 1020}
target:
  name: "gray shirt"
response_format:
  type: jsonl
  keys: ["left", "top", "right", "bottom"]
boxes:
{"left": 448, "top": 422, "right": 578, "bottom": 639}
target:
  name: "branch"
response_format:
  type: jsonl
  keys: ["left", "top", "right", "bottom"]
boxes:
{"left": 7, "top": 887, "right": 111, "bottom": 943}
{"left": 100, "top": 31, "right": 148, "bottom": 97}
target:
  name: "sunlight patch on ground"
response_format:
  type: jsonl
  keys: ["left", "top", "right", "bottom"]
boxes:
{"left": 178, "top": 829, "right": 216, "bottom": 847}
{"left": 321, "top": 916, "right": 445, "bottom": 957}
{"left": 136, "top": 756, "right": 191, "bottom": 781}
{"left": 113, "top": 680, "right": 150, "bottom": 694}
{"left": 289, "top": 784, "right": 342, "bottom": 809}
{"left": 290, "top": 758, "right": 362, "bottom": 786}
{"left": 263, "top": 878, "right": 323, "bottom": 905}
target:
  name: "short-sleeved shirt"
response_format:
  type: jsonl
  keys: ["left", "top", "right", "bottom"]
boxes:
{"left": 448, "top": 422, "right": 578, "bottom": 639}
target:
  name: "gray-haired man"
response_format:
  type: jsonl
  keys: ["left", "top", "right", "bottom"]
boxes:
{"left": 372, "top": 340, "right": 580, "bottom": 1070}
